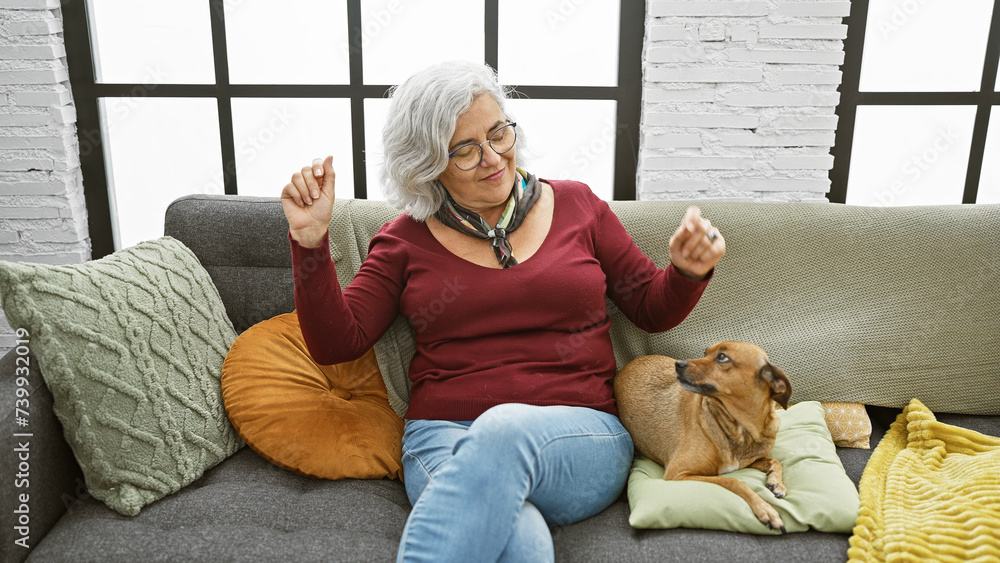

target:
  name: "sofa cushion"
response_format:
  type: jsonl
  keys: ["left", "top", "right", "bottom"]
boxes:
{"left": 0, "top": 237, "right": 243, "bottom": 516}
{"left": 164, "top": 195, "right": 296, "bottom": 334}
{"left": 627, "top": 401, "right": 859, "bottom": 534}
{"left": 221, "top": 312, "right": 404, "bottom": 480}
{"left": 821, "top": 401, "right": 871, "bottom": 449}
{"left": 27, "top": 448, "right": 411, "bottom": 561}
{"left": 28, "top": 447, "right": 856, "bottom": 562}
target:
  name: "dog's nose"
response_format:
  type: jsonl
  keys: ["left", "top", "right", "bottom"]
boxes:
{"left": 675, "top": 360, "right": 688, "bottom": 371}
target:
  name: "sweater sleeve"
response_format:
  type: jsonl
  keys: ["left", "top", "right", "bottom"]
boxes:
{"left": 590, "top": 195, "right": 712, "bottom": 333}
{"left": 289, "top": 228, "right": 403, "bottom": 365}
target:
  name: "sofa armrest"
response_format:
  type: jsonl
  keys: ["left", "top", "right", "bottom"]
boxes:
{"left": 0, "top": 348, "right": 85, "bottom": 562}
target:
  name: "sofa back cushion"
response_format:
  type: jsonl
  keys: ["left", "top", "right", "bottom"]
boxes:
{"left": 606, "top": 200, "right": 1000, "bottom": 416}
{"left": 165, "top": 195, "right": 296, "bottom": 334}
{"left": 165, "top": 195, "right": 1000, "bottom": 416}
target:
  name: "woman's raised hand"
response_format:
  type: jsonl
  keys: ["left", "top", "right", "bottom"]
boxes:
{"left": 668, "top": 206, "right": 725, "bottom": 280}
{"left": 281, "top": 156, "right": 336, "bottom": 248}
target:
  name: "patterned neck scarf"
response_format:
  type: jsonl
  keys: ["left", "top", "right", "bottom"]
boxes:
{"left": 435, "top": 169, "right": 542, "bottom": 268}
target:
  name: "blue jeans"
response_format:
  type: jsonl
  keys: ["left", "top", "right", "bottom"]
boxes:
{"left": 396, "top": 403, "right": 634, "bottom": 563}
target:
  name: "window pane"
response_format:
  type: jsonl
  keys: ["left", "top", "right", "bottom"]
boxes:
{"left": 361, "top": 0, "right": 484, "bottom": 84}
{"left": 498, "top": 0, "right": 619, "bottom": 86}
{"left": 846, "top": 106, "right": 975, "bottom": 206}
{"left": 100, "top": 98, "right": 222, "bottom": 250}
{"left": 859, "top": 0, "right": 993, "bottom": 92}
{"left": 977, "top": 108, "right": 1000, "bottom": 204}
{"left": 505, "top": 99, "right": 617, "bottom": 200}
{"left": 364, "top": 98, "right": 391, "bottom": 201}
{"left": 231, "top": 98, "right": 354, "bottom": 200}
{"left": 89, "top": 0, "right": 215, "bottom": 84}
{"left": 225, "top": 0, "right": 350, "bottom": 84}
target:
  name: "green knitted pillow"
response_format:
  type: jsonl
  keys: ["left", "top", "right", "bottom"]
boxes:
{"left": 0, "top": 237, "right": 243, "bottom": 516}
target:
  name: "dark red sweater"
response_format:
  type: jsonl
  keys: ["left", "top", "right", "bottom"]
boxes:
{"left": 290, "top": 180, "right": 710, "bottom": 420}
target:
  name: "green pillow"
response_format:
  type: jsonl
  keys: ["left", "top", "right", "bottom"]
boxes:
{"left": 0, "top": 237, "right": 243, "bottom": 516}
{"left": 627, "top": 401, "right": 859, "bottom": 534}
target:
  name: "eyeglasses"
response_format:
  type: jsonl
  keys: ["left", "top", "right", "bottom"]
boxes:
{"left": 448, "top": 122, "right": 517, "bottom": 171}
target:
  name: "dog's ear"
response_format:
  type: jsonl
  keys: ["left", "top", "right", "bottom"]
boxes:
{"left": 759, "top": 363, "right": 792, "bottom": 409}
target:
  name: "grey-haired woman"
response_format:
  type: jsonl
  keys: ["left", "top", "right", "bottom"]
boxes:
{"left": 281, "top": 61, "right": 725, "bottom": 562}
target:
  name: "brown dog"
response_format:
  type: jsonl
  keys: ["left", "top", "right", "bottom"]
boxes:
{"left": 614, "top": 342, "right": 792, "bottom": 532}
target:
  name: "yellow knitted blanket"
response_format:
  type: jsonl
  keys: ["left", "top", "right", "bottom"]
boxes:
{"left": 848, "top": 399, "right": 1000, "bottom": 562}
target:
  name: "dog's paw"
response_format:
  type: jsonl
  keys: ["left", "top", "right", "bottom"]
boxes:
{"left": 766, "top": 481, "right": 787, "bottom": 499}
{"left": 765, "top": 515, "right": 788, "bottom": 534}
{"left": 752, "top": 502, "right": 786, "bottom": 534}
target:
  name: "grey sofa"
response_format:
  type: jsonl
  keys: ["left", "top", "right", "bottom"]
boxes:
{"left": 3, "top": 194, "right": 999, "bottom": 562}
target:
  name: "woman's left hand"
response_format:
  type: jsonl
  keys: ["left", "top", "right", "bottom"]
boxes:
{"left": 669, "top": 206, "right": 725, "bottom": 280}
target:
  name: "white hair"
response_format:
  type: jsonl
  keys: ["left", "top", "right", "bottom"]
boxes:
{"left": 380, "top": 61, "right": 524, "bottom": 221}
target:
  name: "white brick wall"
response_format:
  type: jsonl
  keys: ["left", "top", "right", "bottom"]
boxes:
{"left": 638, "top": 0, "right": 849, "bottom": 202}
{"left": 0, "top": 0, "right": 89, "bottom": 354}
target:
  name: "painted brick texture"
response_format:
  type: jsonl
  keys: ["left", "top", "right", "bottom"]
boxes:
{"left": 0, "top": 0, "right": 89, "bottom": 353}
{"left": 639, "top": 0, "right": 849, "bottom": 202}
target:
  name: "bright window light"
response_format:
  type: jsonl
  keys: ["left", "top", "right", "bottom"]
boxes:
{"left": 89, "top": 0, "right": 215, "bottom": 84}
{"left": 859, "top": 0, "right": 994, "bottom": 92}
{"left": 846, "top": 105, "right": 976, "bottom": 206}
{"left": 100, "top": 97, "right": 222, "bottom": 250}
{"left": 498, "top": 0, "right": 620, "bottom": 87}
{"left": 364, "top": 98, "right": 391, "bottom": 202}
{"left": 231, "top": 98, "right": 355, "bottom": 200}
{"left": 361, "top": 0, "right": 484, "bottom": 84}
{"left": 83, "top": 2, "right": 637, "bottom": 252}
{"left": 224, "top": 0, "right": 350, "bottom": 85}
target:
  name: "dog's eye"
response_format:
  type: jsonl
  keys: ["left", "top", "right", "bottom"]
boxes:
{"left": 716, "top": 353, "right": 730, "bottom": 363}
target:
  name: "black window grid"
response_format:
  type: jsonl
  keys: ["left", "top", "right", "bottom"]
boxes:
{"left": 830, "top": 0, "right": 1000, "bottom": 204}
{"left": 63, "top": 0, "right": 645, "bottom": 259}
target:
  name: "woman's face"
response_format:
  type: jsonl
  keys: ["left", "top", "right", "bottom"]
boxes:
{"left": 437, "top": 94, "right": 517, "bottom": 215}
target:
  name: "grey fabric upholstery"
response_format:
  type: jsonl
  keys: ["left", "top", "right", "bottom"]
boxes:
{"left": 25, "top": 448, "right": 409, "bottom": 562}
{"left": 163, "top": 195, "right": 296, "bottom": 334}
{"left": 4, "top": 194, "right": 999, "bottom": 562}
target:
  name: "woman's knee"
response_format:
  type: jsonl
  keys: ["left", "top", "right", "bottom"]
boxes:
{"left": 453, "top": 404, "right": 555, "bottom": 464}
{"left": 464, "top": 404, "right": 538, "bottom": 440}
{"left": 453, "top": 405, "right": 633, "bottom": 489}
{"left": 464, "top": 404, "right": 631, "bottom": 450}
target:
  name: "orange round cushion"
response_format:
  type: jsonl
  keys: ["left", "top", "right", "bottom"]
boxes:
{"left": 221, "top": 312, "right": 403, "bottom": 480}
